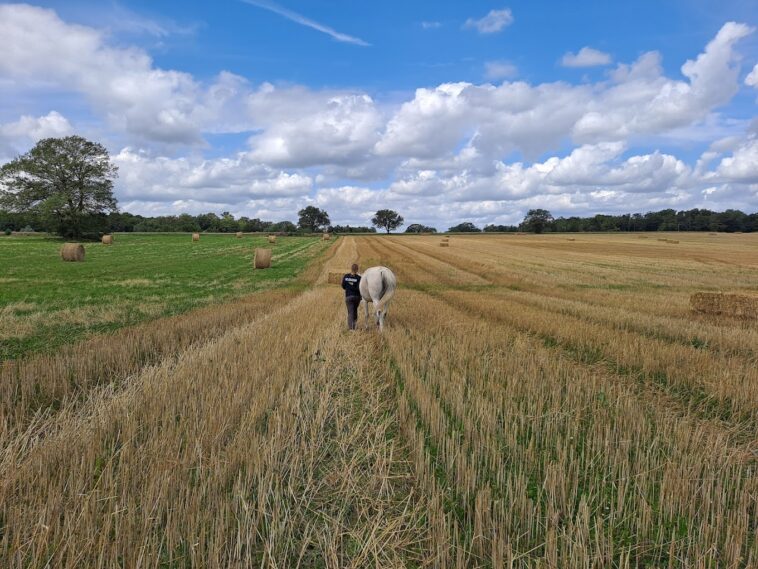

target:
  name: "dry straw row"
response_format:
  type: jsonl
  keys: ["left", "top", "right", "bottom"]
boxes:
{"left": 691, "top": 292, "right": 758, "bottom": 320}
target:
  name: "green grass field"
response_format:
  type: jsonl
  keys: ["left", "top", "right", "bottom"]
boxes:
{"left": 0, "top": 233, "right": 329, "bottom": 360}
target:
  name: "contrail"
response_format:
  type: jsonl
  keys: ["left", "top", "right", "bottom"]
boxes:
{"left": 240, "top": 0, "right": 370, "bottom": 46}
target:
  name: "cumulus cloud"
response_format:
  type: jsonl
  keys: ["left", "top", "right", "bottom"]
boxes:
{"left": 113, "top": 148, "right": 313, "bottom": 204}
{"left": 561, "top": 47, "right": 612, "bottom": 67}
{"left": 421, "top": 21, "right": 442, "bottom": 30}
{"left": 746, "top": 63, "right": 758, "bottom": 87}
{"left": 0, "top": 111, "right": 73, "bottom": 161}
{"left": 464, "top": 8, "right": 513, "bottom": 34}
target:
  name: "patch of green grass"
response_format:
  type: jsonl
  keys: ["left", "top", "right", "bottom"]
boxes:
{"left": 0, "top": 233, "right": 330, "bottom": 359}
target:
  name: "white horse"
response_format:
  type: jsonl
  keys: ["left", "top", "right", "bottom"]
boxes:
{"left": 359, "top": 266, "right": 397, "bottom": 332}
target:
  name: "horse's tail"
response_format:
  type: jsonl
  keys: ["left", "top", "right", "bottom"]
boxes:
{"left": 374, "top": 270, "right": 395, "bottom": 312}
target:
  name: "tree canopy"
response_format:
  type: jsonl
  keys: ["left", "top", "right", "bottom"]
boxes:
{"left": 0, "top": 136, "right": 118, "bottom": 238}
{"left": 521, "top": 209, "right": 554, "bottom": 234}
{"left": 371, "top": 209, "right": 405, "bottom": 233}
{"left": 297, "top": 206, "right": 330, "bottom": 232}
{"left": 448, "top": 222, "right": 481, "bottom": 233}
{"left": 405, "top": 223, "right": 438, "bottom": 233}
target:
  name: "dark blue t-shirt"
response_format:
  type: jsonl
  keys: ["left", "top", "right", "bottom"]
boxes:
{"left": 342, "top": 273, "right": 361, "bottom": 298}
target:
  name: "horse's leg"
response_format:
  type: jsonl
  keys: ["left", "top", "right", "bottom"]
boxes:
{"left": 364, "top": 300, "right": 370, "bottom": 329}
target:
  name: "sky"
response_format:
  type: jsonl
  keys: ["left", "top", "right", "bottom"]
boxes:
{"left": 0, "top": 1, "right": 757, "bottom": 229}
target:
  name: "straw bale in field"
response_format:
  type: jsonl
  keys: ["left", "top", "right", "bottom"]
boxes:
{"left": 268, "top": 235, "right": 276, "bottom": 244}
{"left": 327, "top": 271, "right": 344, "bottom": 284}
{"left": 440, "top": 242, "right": 450, "bottom": 247}
{"left": 667, "top": 239, "right": 679, "bottom": 244}
{"left": 254, "top": 248, "right": 272, "bottom": 269}
{"left": 657, "top": 238, "right": 667, "bottom": 242}
{"left": 236, "top": 232, "right": 243, "bottom": 238}
{"left": 60, "top": 243, "right": 85, "bottom": 262}
{"left": 567, "top": 238, "right": 576, "bottom": 241}
{"left": 101, "top": 235, "right": 113, "bottom": 245}
{"left": 322, "top": 233, "right": 332, "bottom": 241}
{"left": 192, "top": 233, "right": 200, "bottom": 242}
{"left": 691, "top": 292, "right": 758, "bottom": 320}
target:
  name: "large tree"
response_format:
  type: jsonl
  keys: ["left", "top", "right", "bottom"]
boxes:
{"left": 0, "top": 136, "right": 118, "bottom": 238}
{"left": 448, "top": 222, "right": 481, "bottom": 233}
{"left": 405, "top": 223, "right": 437, "bottom": 233}
{"left": 297, "top": 206, "right": 330, "bottom": 232}
{"left": 521, "top": 209, "right": 554, "bottom": 234}
{"left": 371, "top": 209, "right": 405, "bottom": 233}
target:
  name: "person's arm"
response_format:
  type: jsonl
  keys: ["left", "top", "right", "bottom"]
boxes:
{"left": 341, "top": 275, "right": 347, "bottom": 290}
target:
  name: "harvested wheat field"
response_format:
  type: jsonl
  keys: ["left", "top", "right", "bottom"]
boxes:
{"left": 1, "top": 233, "right": 757, "bottom": 568}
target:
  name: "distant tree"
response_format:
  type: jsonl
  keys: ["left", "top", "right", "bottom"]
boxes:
{"left": 405, "top": 223, "right": 437, "bottom": 233}
{"left": 297, "top": 206, "right": 330, "bottom": 232}
{"left": 269, "top": 220, "right": 297, "bottom": 233}
{"left": 218, "top": 211, "right": 239, "bottom": 233}
{"left": 483, "top": 224, "right": 518, "bottom": 232}
{"left": 521, "top": 209, "right": 554, "bottom": 234}
{"left": 196, "top": 212, "right": 221, "bottom": 232}
{"left": 331, "top": 225, "right": 377, "bottom": 233}
{"left": 0, "top": 136, "right": 118, "bottom": 238}
{"left": 371, "top": 209, "right": 405, "bottom": 233}
{"left": 448, "top": 222, "right": 481, "bottom": 233}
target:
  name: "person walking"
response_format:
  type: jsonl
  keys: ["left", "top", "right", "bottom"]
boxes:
{"left": 342, "top": 263, "right": 362, "bottom": 330}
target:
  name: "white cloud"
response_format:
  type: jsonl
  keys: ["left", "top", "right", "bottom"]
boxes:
{"left": 561, "top": 47, "right": 612, "bottom": 68}
{"left": 464, "top": 8, "right": 513, "bottom": 34}
{"left": 0, "top": 4, "right": 250, "bottom": 145}
{"left": 713, "top": 137, "right": 758, "bottom": 182}
{"left": 247, "top": 90, "right": 383, "bottom": 167}
{"left": 0, "top": 111, "right": 73, "bottom": 161}
{"left": 0, "top": 111, "right": 72, "bottom": 141}
{"left": 112, "top": 148, "right": 313, "bottom": 204}
{"left": 746, "top": 63, "right": 758, "bottom": 87}
{"left": 421, "top": 21, "right": 442, "bottom": 30}
{"left": 484, "top": 61, "right": 518, "bottom": 81}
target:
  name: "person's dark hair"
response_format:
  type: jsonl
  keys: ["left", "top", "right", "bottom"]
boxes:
{"left": 351, "top": 263, "right": 359, "bottom": 272}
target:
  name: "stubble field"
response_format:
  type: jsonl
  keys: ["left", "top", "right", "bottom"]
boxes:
{"left": 1, "top": 232, "right": 756, "bottom": 567}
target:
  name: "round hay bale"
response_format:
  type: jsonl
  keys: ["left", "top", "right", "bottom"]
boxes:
{"left": 236, "top": 232, "right": 243, "bottom": 239}
{"left": 192, "top": 233, "right": 200, "bottom": 242}
{"left": 101, "top": 234, "right": 113, "bottom": 245}
{"left": 440, "top": 242, "right": 450, "bottom": 247}
{"left": 254, "top": 248, "right": 272, "bottom": 269}
{"left": 322, "top": 233, "right": 332, "bottom": 241}
{"left": 268, "top": 235, "right": 277, "bottom": 244}
{"left": 60, "top": 243, "right": 85, "bottom": 262}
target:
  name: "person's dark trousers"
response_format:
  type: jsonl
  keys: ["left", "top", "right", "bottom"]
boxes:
{"left": 345, "top": 296, "right": 361, "bottom": 330}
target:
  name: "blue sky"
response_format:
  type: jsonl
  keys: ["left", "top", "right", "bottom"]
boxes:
{"left": 0, "top": 1, "right": 757, "bottom": 227}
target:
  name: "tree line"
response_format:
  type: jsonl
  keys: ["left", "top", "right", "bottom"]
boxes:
{"left": 1, "top": 136, "right": 756, "bottom": 237}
